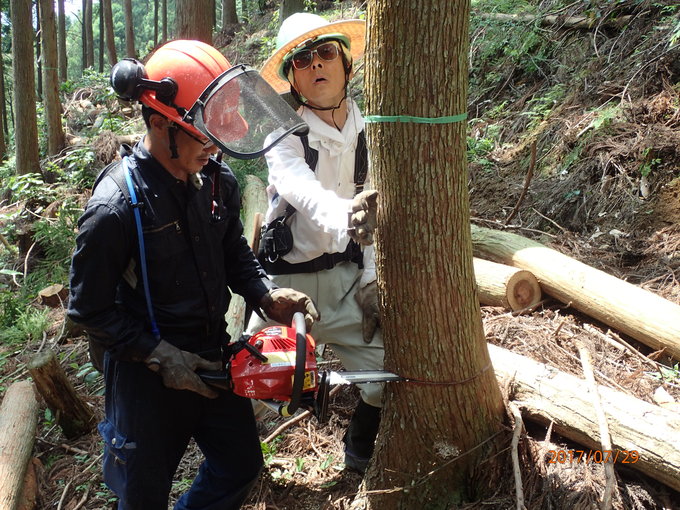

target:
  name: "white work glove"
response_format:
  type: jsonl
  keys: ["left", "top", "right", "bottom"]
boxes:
{"left": 348, "top": 190, "right": 378, "bottom": 246}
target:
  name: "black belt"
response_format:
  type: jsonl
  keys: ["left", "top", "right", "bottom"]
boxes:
{"left": 261, "top": 241, "right": 363, "bottom": 275}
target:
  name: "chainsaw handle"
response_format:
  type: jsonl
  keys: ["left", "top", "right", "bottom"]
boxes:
{"left": 279, "top": 312, "right": 307, "bottom": 417}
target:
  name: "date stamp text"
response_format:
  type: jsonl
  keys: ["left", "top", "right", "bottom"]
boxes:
{"left": 547, "top": 449, "right": 640, "bottom": 464}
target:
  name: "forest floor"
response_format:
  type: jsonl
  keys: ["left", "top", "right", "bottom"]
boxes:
{"left": 3, "top": 0, "right": 680, "bottom": 509}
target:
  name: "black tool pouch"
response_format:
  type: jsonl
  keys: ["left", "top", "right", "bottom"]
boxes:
{"left": 259, "top": 212, "right": 294, "bottom": 262}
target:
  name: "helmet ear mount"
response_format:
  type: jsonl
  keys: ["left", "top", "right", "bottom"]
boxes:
{"left": 110, "top": 58, "right": 178, "bottom": 105}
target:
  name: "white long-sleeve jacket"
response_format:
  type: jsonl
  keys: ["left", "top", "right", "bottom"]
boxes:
{"left": 264, "top": 98, "right": 376, "bottom": 286}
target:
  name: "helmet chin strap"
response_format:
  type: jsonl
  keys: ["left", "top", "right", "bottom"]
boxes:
{"left": 168, "top": 125, "right": 180, "bottom": 159}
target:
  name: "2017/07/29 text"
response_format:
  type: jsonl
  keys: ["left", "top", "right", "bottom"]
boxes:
{"left": 547, "top": 449, "right": 640, "bottom": 464}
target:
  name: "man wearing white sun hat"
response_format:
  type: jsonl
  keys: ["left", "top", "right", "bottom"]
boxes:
{"left": 248, "top": 12, "right": 384, "bottom": 475}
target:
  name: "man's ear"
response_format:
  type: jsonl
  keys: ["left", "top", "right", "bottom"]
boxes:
{"left": 149, "top": 113, "right": 171, "bottom": 131}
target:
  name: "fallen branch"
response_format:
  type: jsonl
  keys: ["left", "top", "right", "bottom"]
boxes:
{"left": 479, "top": 13, "right": 633, "bottom": 30}
{"left": 509, "top": 401, "right": 527, "bottom": 510}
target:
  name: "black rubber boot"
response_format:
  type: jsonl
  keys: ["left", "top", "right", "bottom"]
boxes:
{"left": 343, "top": 400, "right": 381, "bottom": 475}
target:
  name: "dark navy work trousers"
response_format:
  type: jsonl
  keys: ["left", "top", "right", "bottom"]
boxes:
{"left": 100, "top": 354, "right": 263, "bottom": 510}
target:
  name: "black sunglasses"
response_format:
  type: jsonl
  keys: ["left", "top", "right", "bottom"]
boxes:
{"left": 290, "top": 41, "right": 340, "bottom": 71}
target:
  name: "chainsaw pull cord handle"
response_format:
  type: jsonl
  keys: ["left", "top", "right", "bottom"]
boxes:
{"left": 279, "top": 312, "right": 307, "bottom": 417}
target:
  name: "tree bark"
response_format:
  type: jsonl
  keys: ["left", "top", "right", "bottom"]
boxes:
{"left": 471, "top": 224, "right": 680, "bottom": 360}
{"left": 35, "top": 1, "right": 42, "bottom": 99}
{"left": 123, "top": 0, "right": 136, "bottom": 58}
{"left": 490, "top": 343, "right": 680, "bottom": 493}
{"left": 474, "top": 257, "right": 541, "bottom": 311}
{"left": 85, "top": 0, "right": 94, "bottom": 68}
{"left": 81, "top": 0, "right": 87, "bottom": 73}
{"left": 162, "top": 0, "right": 168, "bottom": 43}
{"left": 102, "top": 0, "right": 117, "bottom": 66}
{"left": 0, "top": 381, "right": 39, "bottom": 510}
{"left": 176, "top": 0, "right": 213, "bottom": 43}
{"left": 98, "top": 0, "right": 104, "bottom": 72}
{"left": 225, "top": 175, "right": 267, "bottom": 341}
{"left": 222, "top": 0, "right": 238, "bottom": 26}
{"left": 154, "top": 0, "right": 159, "bottom": 47}
{"left": 57, "top": 0, "right": 67, "bottom": 82}
{"left": 39, "top": 0, "right": 66, "bottom": 157}
{"left": 279, "top": 0, "right": 304, "bottom": 26}
{"left": 10, "top": 0, "right": 40, "bottom": 175}
{"left": 27, "top": 350, "right": 95, "bottom": 439}
{"left": 363, "top": 1, "right": 505, "bottom": 508}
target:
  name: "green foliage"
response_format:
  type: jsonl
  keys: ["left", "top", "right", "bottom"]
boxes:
{"left": 522, "top": 84, "right": 567, "bottom": 131}
{"left": 58, "top": 147, "right": 98, "bottom": 190}
{"left": 229, "top": 157, "right": 269, "bottom": 195}
{"left": 31, "top": 198, "right": 82, "bottom": 277}
{"left": 0, "top": 307, "right": 50, "bottom": 344}
{"left": 639, "top": 148, "right": 662, "bottom": 177}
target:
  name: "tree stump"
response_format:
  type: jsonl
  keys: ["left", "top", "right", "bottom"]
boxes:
{"left": 27, "top": 350, "right": 95, "bottom": 439}
{"left": 0, "top": 381, "right": 39, "bottom": 510}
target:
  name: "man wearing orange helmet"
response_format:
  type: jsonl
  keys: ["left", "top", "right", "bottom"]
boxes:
{"left": 250, "top": 13, "right": 383, "bottom": 475}
{"left": 68, "top": 40, "right": 318, "bottom": 509}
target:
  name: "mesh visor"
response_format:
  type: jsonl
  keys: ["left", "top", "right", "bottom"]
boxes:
{"left": 190, "top": 65, "right": 308, "bottom": 159}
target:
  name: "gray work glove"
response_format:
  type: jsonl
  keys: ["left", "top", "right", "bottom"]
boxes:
{"left": 260, "top": 288, "right": 320, "bottom": 331}
{"left": 348, "top": 190, "right": 378, "bottom": 246}
{"left": 144, "top": 340, "right": 222, "bottom": 399}
{"left": 355, "top": 281, "right": 380, "bottom": 343}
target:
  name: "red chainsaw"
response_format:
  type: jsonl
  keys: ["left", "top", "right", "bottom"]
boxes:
{"left": 198, "top": 312, "right": 401, "bottom": 422}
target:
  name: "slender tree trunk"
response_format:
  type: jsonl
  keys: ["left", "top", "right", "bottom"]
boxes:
{"left": 176, "top": 0, "right": 213, "bottom": 43}
{"left": 222, "top": 0, "right": 238, "bottom": 25}
{"left": 39, "top": 0, "right": 65, "bottom": 156}
{"left": 162, "top": 0, "right": 168, "bottom": 42}
{"left": 362, "top": 1, "right": 505, "bottom": 508}
{"left": 0, "top": 11, "right": 6, "bottom": 159}
{"left": 57, "top": 0, "right": 67, "bottom": 81}
{"left": 98, "top": 1, "right": 104, "bottom": 71}
{"left": 85, "top": 0, "right": 94, "bottom": 67}
{"left": 154, "top": 0, "right": 159, "bottom": 47}
{"left": 102, "top": 0, "right": 117, "bottom": 66}
{"left": 11, "top": 0, "right": 40, "bottom": 175}
{"left": 81, "top": 0, "right": 87, "bottom": 73}
{"left": 279, "top": 0, "right": 304, "bottom": 25}
{"left": 35, "top": 1, "right": 42, "bottom": 99}
{"left": 123, "top": 0, "right": 136, "bottom": 58}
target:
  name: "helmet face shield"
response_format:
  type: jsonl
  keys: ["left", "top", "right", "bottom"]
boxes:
{"left": 187, "top": 65, "right": 308, "bottom": 159}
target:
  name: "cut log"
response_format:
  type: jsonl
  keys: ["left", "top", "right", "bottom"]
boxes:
{"left": 489, "top": 344, "right": 680, "bottom": 492}
{"left": 480, "top": 13, "right": 632, "bottom": 30}
{"left": 27, "top": 350, "right": 95, "bottom": 439}
{"left": 471, "top": 225, "right": 680, "bottom": 360}
{"left": 0, "top": 381, "right": 40, "bottom": 510}
{"left": 473, "top": 257, "right": 541, "bottom": 311}
{"left": 225, "top": 175, "right": 268, "bottom": 341}
{"left": 37, "top": 283, "right": 68, "bottom": 308}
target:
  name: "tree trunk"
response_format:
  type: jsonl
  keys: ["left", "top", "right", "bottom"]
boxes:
{"left": 490, "top": 343, "right": 680, "bottom": 493}
{"left": 176, "top": 0, "right": 213, "bottom": 43}
{"left": 98, "top": 0, "right": 104, "bottom": 72}
{"left": 0, "top": 11, "right": 6, "bottom": 159}
{"left": 225, "top": 175, "right": 267, "bottom": 341}
{"left": 11, "top": 0, "right": 40, "bottom": 175}
{"left": 363, "top": 1, "right": 505, "bottom": 508}
{"left": 27, "top": 350, "right": 95, "bottom": 439}
{"left": 85, "top": 0, "right": 94, "bottom": 68}
{"left": 39, "top": 0, "right": 66, "bottom": 157}
{"left": 81, "top": 0, "right": 87, "bottom": 73}
{"left": 57, "top": 0, "right": 67, "bottom": 82}
{"left": 471, "top": 225, "right": 680, "bottom": 360}
{"left": 102, "top": 0, "right": 117, "bottom": 66}
{"left": 279, "top": 0, "right": 304, "bottom": 25}
{"left": 474, "top": 257, "right": 541, "bottom": 311}
{"left": 123, "top": 0, "right": 136, "bottom": 58}
{"left": 153, "top": 0, "right": 159, "bottom": 47}
{"left": 222, "top": 0, "right": 238, "bottom": 26}
{"left": 162, "top": 0, "right": 168, "bottom": 43}
{"left": 35, "top": 1, "right": 42, "bottom": 99}
{"left": 0, "top": 381, "right": 39, "bottom": 510}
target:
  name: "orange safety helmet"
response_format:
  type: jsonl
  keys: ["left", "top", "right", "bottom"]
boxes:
{"left": 139, "top": 40, "right": 247, "bottom": 141}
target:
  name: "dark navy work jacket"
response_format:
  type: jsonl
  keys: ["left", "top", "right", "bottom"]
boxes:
{"left": 68, "top": 141, "right": 274, "bottom": 362}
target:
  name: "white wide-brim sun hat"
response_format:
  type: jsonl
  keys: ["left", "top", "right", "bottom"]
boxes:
{"left": 260, "top": 12, "right": 366, "bottom": 94}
